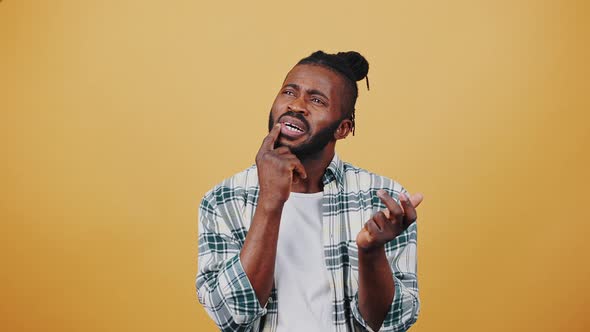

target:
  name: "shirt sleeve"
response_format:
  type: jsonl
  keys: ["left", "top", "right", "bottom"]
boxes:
{"left": 351, "top": 189, "right": 420, "bottom": 332}
{"left": 195, "top": 192, "right": 266, "bottom": 331}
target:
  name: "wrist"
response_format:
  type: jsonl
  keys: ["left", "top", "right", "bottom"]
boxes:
{"left": 257, "top": 193, "right": 286, "bottom": 214}
{"left": 358, "top": 245, "right": 386, "bottom": 263}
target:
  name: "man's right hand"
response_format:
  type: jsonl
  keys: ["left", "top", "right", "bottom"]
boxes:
{"left": 255, "top": 123, "right": 307, "bottom": 209}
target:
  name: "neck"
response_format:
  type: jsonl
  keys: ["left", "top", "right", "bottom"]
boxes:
{"left": 291, "top": 148, "right": 335, "bottom": 194}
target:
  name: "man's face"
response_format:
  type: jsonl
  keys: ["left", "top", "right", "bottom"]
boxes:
{"left": 268, "top": 64, "right": 351, "bottom": 158}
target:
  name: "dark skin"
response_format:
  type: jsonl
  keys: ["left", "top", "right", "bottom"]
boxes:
{"left": 239, "top": 64, "right": 424, "bottom": 331}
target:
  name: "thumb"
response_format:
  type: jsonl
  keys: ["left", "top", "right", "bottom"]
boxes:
{"left": 410, "top": 193, "right": 424, "bottom": 208}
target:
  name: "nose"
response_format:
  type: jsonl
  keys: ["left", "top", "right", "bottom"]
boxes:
{"left": 287, "top": 96, "right": 308, "bottom": 115}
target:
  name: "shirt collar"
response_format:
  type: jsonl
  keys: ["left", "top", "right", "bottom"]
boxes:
{"left": 322, "top": 153, "right": 345, "bottom": 192}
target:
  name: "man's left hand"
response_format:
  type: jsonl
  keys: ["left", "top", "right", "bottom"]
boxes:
{"left": 356, "top": 190, "right": 423, "bottom": 253}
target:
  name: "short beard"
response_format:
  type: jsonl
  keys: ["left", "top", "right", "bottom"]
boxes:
{"left": 268, "top": 112, "right": 341, "bottom": 160}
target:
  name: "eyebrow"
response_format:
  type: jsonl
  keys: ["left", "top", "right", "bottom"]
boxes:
{"left": 284, "top": 83, "right": 330, "bottom": 101}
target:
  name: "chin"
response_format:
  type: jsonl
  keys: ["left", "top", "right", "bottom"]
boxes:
{"left": 276, "top": 138, "right": 299, "bottom": 149}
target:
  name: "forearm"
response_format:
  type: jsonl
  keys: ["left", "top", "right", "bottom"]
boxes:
{"left": 358, "top": 246, "right": 395, "bottom": 331}
{"left": 240, "top": 198, "right": 283, "bottom": 306}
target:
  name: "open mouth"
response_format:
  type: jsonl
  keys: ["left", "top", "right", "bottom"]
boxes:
{"left": 278, "top": 116, "right": 308, "bottom": 139}
{"left": 283, "top": 122, "right": 304, "bottom": 133}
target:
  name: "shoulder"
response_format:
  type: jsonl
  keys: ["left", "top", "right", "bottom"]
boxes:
{"left": 340, "top": 161, "right": 407, "bottom": 195}
{"left": 200, "top": 165, "right": 259, "bottom": 211}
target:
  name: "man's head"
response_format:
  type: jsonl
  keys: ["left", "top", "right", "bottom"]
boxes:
{"left": 268, "top": 51, "right": 369, "bottom": 160}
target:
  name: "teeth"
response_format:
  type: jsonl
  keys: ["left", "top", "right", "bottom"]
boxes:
{"left": 284, "top": 122, "right": 303, "bottom": 132}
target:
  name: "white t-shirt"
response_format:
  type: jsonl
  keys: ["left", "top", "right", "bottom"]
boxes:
{"left": 274, "top": 191, "right": 333, "bottom": 332}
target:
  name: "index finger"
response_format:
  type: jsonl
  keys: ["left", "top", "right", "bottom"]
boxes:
{"left": 260, "top": 123, "right": 281, "bottom": 151}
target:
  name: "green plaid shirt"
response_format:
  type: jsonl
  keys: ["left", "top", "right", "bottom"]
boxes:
{"left": 196, "top": 154, "right": 419, "bottom": 332}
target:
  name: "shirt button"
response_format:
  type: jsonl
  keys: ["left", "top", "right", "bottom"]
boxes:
{"left": 268, "top": 298, "right": 273, "bottom": 303}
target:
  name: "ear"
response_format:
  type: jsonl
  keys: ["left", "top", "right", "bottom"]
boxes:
{"left": 335, "top": 119, "right": 353, "bottom": 140}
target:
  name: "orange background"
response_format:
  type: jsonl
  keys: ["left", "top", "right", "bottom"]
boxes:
{"left": 1, "top": 0, "right": 589, "bottom": 331}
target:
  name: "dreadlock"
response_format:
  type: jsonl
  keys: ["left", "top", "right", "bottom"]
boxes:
{"left": 296, "top": 51, "right": 369, "bottom": 135}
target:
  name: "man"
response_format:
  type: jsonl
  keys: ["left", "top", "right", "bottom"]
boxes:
{"left": 196, "top": 51, "right": 423, "bottom": 332}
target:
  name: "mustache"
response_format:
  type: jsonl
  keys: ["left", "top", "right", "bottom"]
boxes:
{"left": 277, "top": 111, "right": 310, "bottom": 130}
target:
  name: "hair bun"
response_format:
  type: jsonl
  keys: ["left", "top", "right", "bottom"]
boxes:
{"left": 336, "top": 51, "right": 369, "bottom": 82}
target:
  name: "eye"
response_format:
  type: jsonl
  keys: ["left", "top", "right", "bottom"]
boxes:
{"left": 311, "top": 97, "right": 326, "bottom": 106}
{"left": 283, "top": 89, "right": 295, "bottom": 96}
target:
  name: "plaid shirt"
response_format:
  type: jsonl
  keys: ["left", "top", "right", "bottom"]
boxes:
{"left": 196, "top": 154, "right": 419, "bottom": 332}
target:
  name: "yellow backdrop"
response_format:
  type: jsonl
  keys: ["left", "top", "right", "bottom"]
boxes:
{"left": 1, "top": 0, "right": 589, "bottom": 331}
